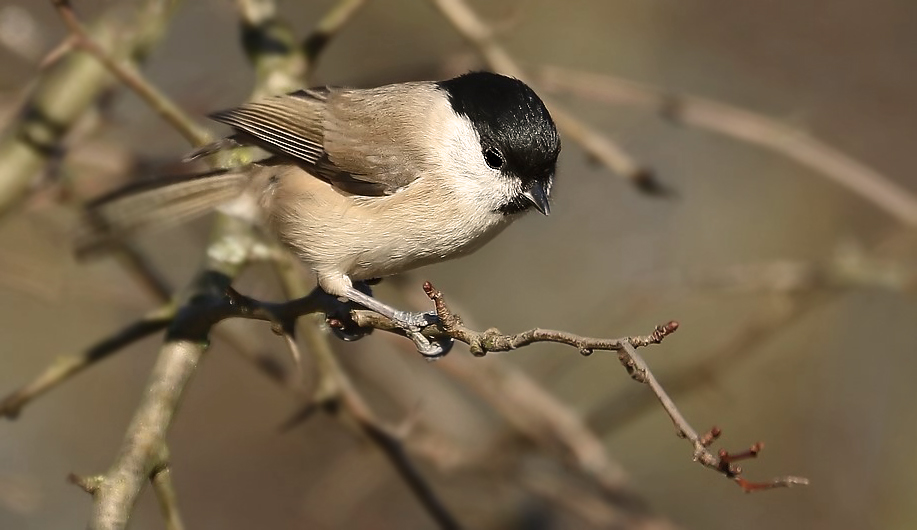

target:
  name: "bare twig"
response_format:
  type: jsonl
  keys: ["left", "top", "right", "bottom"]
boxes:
{"left": 316, "top": 359, "right": 463, "bottom": 530}
{"left": 68, "top": 473, "right": 104, "bottom": 495}
{"left": 418, "top": 283, "right": 805, "bottom": 492}
{"left": 617, "top": 343, "right": 808, "bottom": 491}
{"left": 302, "top": 0, "right": 371, "bottom": 73}
{"left": 537, "top": 65, "right": 917, "bottom": 226}
{"left": 149, "top": 445, "right": 185, "bottom": 530}
{"left": 587, "top": 296, "right": 811, "bottom": 434}
{"left": 0, "top": 0, "right": 179, "bottom": 217}
{"left": 427, "top": 0, "right": 663, "bottom": 193}
{"left": 0, "top": 305, "right": 175, "bottom": 419}
{"left": 341, "top": 281, "right": 676, "bottom": 360}
{"left": 51, "top": 0, "right": 211, "bottom": 148}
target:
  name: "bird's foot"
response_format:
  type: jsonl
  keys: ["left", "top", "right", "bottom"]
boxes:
{"left": 404, "top": 328, "right": 454, "bottom": 359}
{"left": 388, "top": 310, "right": 453, "bottom": 359}
{"left": 392, "top": 309, "right": 438, "bottom": 328}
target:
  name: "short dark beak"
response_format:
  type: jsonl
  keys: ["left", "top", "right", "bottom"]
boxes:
{"left": 522, "top": 180, "right": 551, "bottom": 216}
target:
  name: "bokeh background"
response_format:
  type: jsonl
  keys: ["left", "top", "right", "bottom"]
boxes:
{"left": 2, "top": 0, "right": 916, "bottom": 528}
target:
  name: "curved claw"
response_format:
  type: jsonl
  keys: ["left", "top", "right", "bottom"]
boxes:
{"left": 405, "top": 329, "right": 454, "bottom": 359}
{"left": 394, "top": 309, "right": 439, "bottom": 329}
{"left": 330, "top": 320, "right": 373, "bottom": 342}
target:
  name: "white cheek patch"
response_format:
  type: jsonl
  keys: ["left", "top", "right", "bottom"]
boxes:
{"left": 428, "top": 108, "right": 519, "bottom": 214}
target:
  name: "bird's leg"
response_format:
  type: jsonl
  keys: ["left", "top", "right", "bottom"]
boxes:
{"left": 341, "top": 286, "right": 453, "bottom": 358}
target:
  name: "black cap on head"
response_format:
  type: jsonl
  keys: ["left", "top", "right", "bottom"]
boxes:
{"left": 437, "top": 72, "right": 560, "bottom": 214}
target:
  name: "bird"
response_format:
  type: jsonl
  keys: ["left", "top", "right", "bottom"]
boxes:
{"left": 79, "top": 71, "right": 561, "bottom": 356}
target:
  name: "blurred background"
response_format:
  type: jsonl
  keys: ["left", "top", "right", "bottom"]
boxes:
{"left": 1, "top": 0, "right": 916, "bottom": 528}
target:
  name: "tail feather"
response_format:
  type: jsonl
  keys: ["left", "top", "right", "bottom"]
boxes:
{"left": 77, "top": 169, "right": 250, "bottom": 258}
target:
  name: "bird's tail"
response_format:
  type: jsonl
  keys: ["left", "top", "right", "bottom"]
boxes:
{"left": 76, "top": 168, "right": 250, "bottom": 258}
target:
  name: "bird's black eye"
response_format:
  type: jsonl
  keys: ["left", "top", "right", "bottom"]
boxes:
{"left": 483, "top": 148, "right": 504, "bottom": 169}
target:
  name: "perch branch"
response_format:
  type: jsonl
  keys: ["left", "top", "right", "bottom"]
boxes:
{"left": 387, "top": 280, "right": 631, "bottom": 492}
{"left": 82, "top": 278, "right": 805, "bottom": 493}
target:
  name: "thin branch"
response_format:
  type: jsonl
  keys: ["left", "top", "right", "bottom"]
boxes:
{"left": 51, "top": 1, "right": 211, "bottom": 148}
{"left": 587, "top": 297, "right": 809, "bottom": 435}
{"left": 405, "top": 283, "right": 803, "bottom": 492}
{"left": 424, "top": 282, "right": 679, "bottom": 356}
{"left": 427, "top": 0, "right": 664, "bottom": 193}
{"left": 537, "top": 64, "right": 917, "bottom": 227}
{"left": 0, "top": 0, "right": 179, "bottom": 217}
{"left": 384, "top": 278, "right": 635, "bottom": 494}
{"left": 335, "top": 372, "right": 463, "bottom": 530}
{"left": 149, "top": 445, "right": 185, "bottom": 530}
{"left": 617, "top": 343, "right": 808, "bottom": 491}
{"left": 0, "top": 305, "right": 175, "bottom": 419}
{"left": 302, "top": 0, "right": 371, "bottom": 72}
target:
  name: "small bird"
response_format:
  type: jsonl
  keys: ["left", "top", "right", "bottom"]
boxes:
{"left": 80, "top": 71, "right": 561, "bottom": 356}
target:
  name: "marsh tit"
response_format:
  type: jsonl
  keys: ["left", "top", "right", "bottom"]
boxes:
{"left": 80, "top": 71, "right": 561, "bottom": 356}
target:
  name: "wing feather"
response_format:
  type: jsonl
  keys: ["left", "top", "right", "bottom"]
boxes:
{"left": 208, "top": 83, "right": 438, "bottom": 196}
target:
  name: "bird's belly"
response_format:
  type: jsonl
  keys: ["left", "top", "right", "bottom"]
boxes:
{"left": 346, "top": 213, "right": 511, "bottom": 281}
{"left": 263, "top": 171, "right": 514, "bottom": 282}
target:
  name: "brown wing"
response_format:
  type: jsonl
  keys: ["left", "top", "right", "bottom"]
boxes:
{"left": 208, "top": 87, "right": 327, "bottom": 166}
{"left": 208, "top": 83, "right": 437, "bottom": 196}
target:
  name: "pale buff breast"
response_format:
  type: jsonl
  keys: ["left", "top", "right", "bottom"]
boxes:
{"left": 256, "top": 165, "right": 514, "bottom": 284}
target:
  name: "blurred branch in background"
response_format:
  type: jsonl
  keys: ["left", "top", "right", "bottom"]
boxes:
{"left": 536, "top": 65, "right": 917, "bottom": 228}
{"left": 589, "top": 227, "right": 917, "bottom": 437}
{"left": 301, "top": 0, "right": 370, "bottom": 72}
{"left": 0, "top": 0, "right": 180, "bottom": 218}
{"left": 52, "top": 0, "right": 211, "bottom": 147}
{"left": 428, "top": 0, "right": 668, "bottom": 194}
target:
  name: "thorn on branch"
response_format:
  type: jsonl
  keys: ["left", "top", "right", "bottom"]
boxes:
{"left": 68, "top": 473, "right": 104, "bottom": 495}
